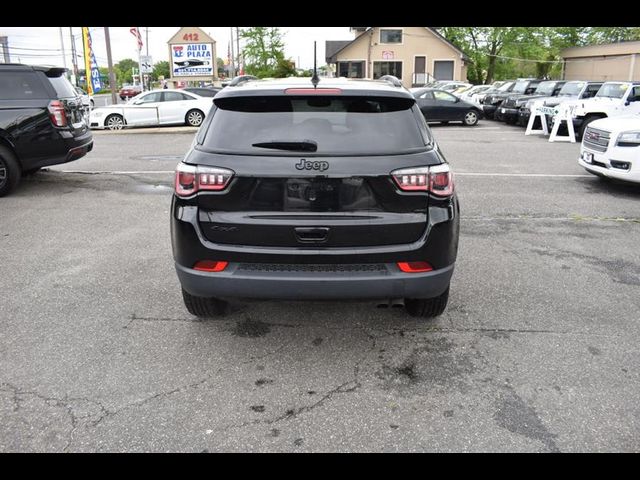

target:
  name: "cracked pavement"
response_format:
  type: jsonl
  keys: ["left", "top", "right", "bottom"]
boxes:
{"left": 0, "top": 124, "right": 639, "bottom": 452}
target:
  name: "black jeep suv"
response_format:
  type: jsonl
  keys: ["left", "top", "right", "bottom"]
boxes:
{"left": 0, "top": 64, "right": 93, "bottom": 196}
{"left": 498, "top": 80, "right": 565, "bottom": 125}
{"left": 171, "top": 78, "right": 459, "bottom": 318}
{"left": 483, "top": 78, "right": 539, "bottom": 120}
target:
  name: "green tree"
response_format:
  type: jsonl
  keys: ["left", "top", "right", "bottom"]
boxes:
{"left": 152, "top": 61, "right": 170, "bottom": 81}
{"left": 114, "top": 58, "right": 138, "bottom": 86}
{"left": 273, "top": 58, "right": 297, "bottom": 78}
{"left": 239, "top": 27, "right": 287, "bottom": 77}
{"left": 439, "top": 27, "right": 640, "bottom": 84}
{"left": 216, "top": 57, "right": 225, "bottom": 76}
{"left": 589, "top": 27, "right": 640, "bottom": 43}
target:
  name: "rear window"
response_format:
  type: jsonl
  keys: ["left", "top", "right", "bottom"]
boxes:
{"left": 0, "top": 72, "right": 49, "bottom": 100}
{"left": 47, "top": 75, "right": 78, "bottom": 99}
{"left": 202, "top": 95, "right": 429, "bottom": 155}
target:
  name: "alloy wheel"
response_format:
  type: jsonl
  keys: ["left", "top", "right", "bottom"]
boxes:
{"left": 464, "top": 111, "right": 478, "bottom": 126}
{"left": 106, "top": 115, "right": 124, "bottom": 130}
{"left": 187, "top": 111, "right": 203, "bottom": 126}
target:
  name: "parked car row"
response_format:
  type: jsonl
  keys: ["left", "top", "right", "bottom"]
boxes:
{"left": 480, "top": 78, "right": 640, "bottom": 139}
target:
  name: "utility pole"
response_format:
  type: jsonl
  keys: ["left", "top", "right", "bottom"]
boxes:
{"left": 230, "top": 27, "right": 236, "bottom": 77}
{"left": 69, "top": 27, "right": 78, "bottom": 86}
{"left": 235, "top": 27, "right": 240, "bottom": 74}
{"left": 145, "top": 27, "right": 149, "bottom": 57}
{"left": 0, "top": 36, "right": 9, "bottom": 63}
{"left": 58, "top": 28, "right": 67, "bottom": 74}
{"left": 104, "top": 27, "right": 118, "bottom": 105}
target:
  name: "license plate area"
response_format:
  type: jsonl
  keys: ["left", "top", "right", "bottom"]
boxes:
{"left": 581, "top": 152, "right": 594, "bottom": 163}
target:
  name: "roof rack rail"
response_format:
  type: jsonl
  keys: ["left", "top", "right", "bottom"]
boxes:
{"left": 378, "top": 75, "right": 403, "bottom": 87}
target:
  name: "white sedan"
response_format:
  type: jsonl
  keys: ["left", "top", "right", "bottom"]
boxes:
{"left": 89, "top": 89, "right": 213, "bottom": 130}
{"left": 578, "top": 114, "right": 640, "bottom": 184}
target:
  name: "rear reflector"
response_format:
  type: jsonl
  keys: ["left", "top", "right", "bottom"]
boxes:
{"left": 193, "top": 260, "right": 228, "bottom": 272}
{"left": 397, "top": 261, "right": 433, "bottom": 273}
{"left": 284, "top": 88, "right": 343, "bottom": 95}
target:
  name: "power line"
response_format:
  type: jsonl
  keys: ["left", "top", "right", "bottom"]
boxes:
{"left": 4, "top": 45, "right": 64, "bottom": 52}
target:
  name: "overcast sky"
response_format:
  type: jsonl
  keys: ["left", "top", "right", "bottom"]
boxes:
{"left": 0, "top": 27, "right": 353, "bottom": 71}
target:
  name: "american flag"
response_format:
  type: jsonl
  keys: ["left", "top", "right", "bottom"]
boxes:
{"left": 130, "top": 27, "right": 143, "bottom": 51}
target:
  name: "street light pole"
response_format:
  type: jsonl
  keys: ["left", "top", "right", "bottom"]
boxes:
{"left": 58, "top": 27, "right": 67, "bottom": 74}
{"left": 69, "top": 27, "right": 78, "bottom": 86}
{"left": 236, "top": 27, "right": 240, "bottom": 74}
{"left": 230, "top": 27, "right": 236, "bottom": 77}
{"left": 104, "top": 27, "right": 118, "bottom": 105}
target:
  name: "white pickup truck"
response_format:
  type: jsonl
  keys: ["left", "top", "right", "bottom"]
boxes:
{"left": 578, "top": 113, "right": 640, "bottom": 184}
{"left": 557, "top": 81, "right": 640, "bottom": 139}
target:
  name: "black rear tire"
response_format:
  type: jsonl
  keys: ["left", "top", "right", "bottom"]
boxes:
{"left": 182, "top": 289, "right": 229, "bottom": 317}
{"left": 0, "top": 145, "right": 21, "bottom": 197}
{"left": 404, "top": 287, "right": 450, "bottom": 318}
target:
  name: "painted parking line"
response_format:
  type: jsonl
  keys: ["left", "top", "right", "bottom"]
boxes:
{"left": 456, "top": 172, "right": 592, "bottom": 178}
{"left": 53, "top": 170, "right": 175, "bottom": 175}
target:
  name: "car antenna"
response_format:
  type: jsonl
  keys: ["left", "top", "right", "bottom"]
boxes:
{"left": 311, "top": 41, "right": 320, "bottom": 89}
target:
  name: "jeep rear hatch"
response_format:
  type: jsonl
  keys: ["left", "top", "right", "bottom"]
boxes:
{"left": 187, "top": 94, "right": 447, "bottom": 248}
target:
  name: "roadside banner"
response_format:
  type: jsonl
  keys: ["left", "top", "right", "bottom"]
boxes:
{"left": 82, "top": 27, "right": 102, "bottom": 95}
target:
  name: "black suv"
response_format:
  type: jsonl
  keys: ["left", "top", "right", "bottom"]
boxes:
{"left": 0, "top": 64, "right": 93, "bottom": 196}
{"left": 171, "top": 78, "right": 459, "bottom": 318}
{"left": 498, "top": 80, "right": 565, "bottom": 125}
{"left": 483, "top": 79, "right": 539, "bottom": 120}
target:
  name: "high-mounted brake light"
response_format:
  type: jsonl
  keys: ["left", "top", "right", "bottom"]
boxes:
{"left": 193, "top": 260, "right": 228, "bottom": 272}
{"left": 391, "top": 164, "right": 454, "bottom": 196}
{"left": 397, "top": 261, "right": 433, "bottom": 273}
{"left": 174, "top": 163, "right": 234, "bottom": 197}
{"left": 284, "top": 88, "right": 343, "bottom": 95}
{"left": 47, "top": 100, "right": 68, "bottom": 127}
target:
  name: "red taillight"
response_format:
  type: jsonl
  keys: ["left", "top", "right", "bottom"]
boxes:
{"left": 174, "top": 163, "right": 234, "bottom": 197}
{"left": 284, "top": 88, "right": 343, "bottom": 95}
{"left": 47, "top": 100, "right": 68, "bottom": 127}
{"left": 397, "top": 261, "right": 433, "bottom": 273}
{"left": 391, "top": 164, "right": 454, "bottom": 196}
{"left": 193, "top": 260, "right": 228, "bottom": 272}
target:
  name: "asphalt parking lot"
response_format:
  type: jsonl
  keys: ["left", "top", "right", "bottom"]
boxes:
{"left": 1, "top": 122, "right": 639, "bottom": 452}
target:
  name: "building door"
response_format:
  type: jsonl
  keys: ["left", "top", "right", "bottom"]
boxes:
{"left": 434, "top": 60, "right": 454, "bottom": 80}
{"left": 414, "top": 56, "right": 426, "bottom": 86}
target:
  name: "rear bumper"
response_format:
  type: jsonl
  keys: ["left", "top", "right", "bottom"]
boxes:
{"left": 24, "top": 128, "right": 93, "bottom": 170}
{"left": 176, "top": 262, "right": 454, "bottom": 300}
{"left": 171, "top": 193, "right": 460, "bottom": 301}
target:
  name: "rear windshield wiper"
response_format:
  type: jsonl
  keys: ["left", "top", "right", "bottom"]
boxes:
{"left": 251, "top": 140, "right": 318, "bottom": 152}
